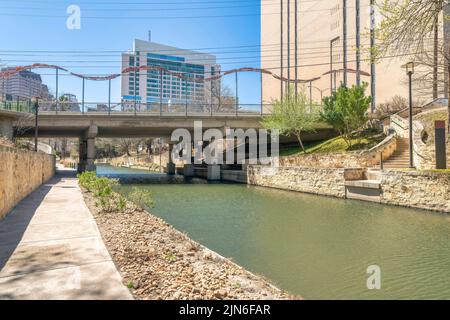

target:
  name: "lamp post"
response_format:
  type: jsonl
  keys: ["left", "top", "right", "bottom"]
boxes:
{"left": 402, "top": 62, "right": 415, "bottom": 168}
{"left": 33, "top": 97, "right": 40, "bottom": 152}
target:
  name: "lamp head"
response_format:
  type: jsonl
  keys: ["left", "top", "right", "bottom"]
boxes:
{"left": 402, "top": 61, "right": 416, "bottom": 75}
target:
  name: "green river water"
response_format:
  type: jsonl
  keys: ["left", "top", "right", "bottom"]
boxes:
{"left": 98, "top": 165, "right": 450, "bottom": 300}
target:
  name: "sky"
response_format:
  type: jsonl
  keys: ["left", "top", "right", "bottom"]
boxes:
{"left": 0, "top": 0, "right": 262, "bottom": 104}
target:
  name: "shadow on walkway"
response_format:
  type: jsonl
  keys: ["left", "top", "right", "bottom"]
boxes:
{"left": 0, "top": 173, "right": 70, "bottom": 271}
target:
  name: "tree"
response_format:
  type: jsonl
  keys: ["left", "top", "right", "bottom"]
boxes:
{"left": 261, "top": 88, "right": 319, "bottom": 153}
{"left": 321, "top": 84, "right": 372, "bottom": 147}
{"left": 377, "top": 0, "right": 443, "bottom": 95}
{"left": 376, "top": 0, "right": 450, "bottom": 130}
{"left": 117, "top": 138, "right": 134, "bottom": 156}
{"left": 203, "top": 83, "right": 236, "bottom": 113}
{"left": 59, "top": 95, "right": 69, "bottom": 112}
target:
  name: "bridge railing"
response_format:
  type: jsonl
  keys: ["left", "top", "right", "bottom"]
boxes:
{"left": 0, "top": 100, "right": 34, "bottom": 113}
{"left": 2, "top": 100, "right": 272, "bottom": 116}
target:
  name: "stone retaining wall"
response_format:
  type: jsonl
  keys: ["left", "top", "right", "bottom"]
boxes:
{"left": 247, "top": 165, "right": 450, "bottom": 213}
{"left": 381, "top": 170, "right": 450, "bottom": 212}
{"left": 0, "top": 145, "right": 55, "bottom": 219}
{"left": 411, "top": 108, "right": 450, "bottom": 169}
{"left": 247, "top": 166, "right": 346, "bottom": 198}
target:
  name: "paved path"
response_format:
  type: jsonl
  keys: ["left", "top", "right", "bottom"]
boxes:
{"left": 0, "top": 173, "right": 133, "bottom": 300}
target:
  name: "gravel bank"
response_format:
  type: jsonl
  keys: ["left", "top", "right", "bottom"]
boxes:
{"left": 82, "top": 189, "right": 295, "bottom": 300}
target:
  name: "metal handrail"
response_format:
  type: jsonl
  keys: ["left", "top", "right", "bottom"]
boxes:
{"left": 1, "top": 100, "right": 270, "bottom": 117}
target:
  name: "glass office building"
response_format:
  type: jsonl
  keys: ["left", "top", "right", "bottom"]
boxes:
{"left": 121, "top": 39, "right": 220, "bottom": 111}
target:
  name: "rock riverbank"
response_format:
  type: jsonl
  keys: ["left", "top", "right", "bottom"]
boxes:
{"left": 81, "top": 189, "right": 295, "bottom": 300}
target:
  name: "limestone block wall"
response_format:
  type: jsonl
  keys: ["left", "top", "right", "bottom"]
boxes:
{"left": 0, "top": 146, "right": 56, "bottom": 220}
{"left": 381, "top": 170, "right": 450, "bottom": 212}
{"left": 247, "top": 166, "right": 346, "bottom": 198}
{"left": 411, "top": 108, "right": 450, "bottom": 169}
{"left": 247, "top": 165, "right": 450, "bottom": 213}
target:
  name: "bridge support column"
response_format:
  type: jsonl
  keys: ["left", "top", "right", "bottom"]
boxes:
{"left": 207, "top": 165, "right": 221, "bottom": 181}
{"left": 183, "top": 164, "right": 195, "bottom": 177}
{"left": 166, "top": 143, "right": 176, "bottom": 175}
{"left": 0, "top": 117, "right": 13, "bottom": 140}
{"left": 78, "top": 139, "right": 86, "bottom": 173}
{"left": 86, "top": 137, "right": 96, "bottom": 171}
{"left": 78, "top": 125, "right": 98, "bottom": 172}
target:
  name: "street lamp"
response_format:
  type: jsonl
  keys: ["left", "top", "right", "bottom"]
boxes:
{"left": 401, "top": 61, "right": 416, "bottom": 168}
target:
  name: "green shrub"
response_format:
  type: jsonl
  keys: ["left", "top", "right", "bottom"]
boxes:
{"left": 77, "top": 171, "right": 97, "bottom": 191}
{"left": 126, "top": 187, "right": 154, "bottom": 209}
{"left": 321, "top": 83, "right": 372, "bottom": 147}
{"left": 77, "top": 172, "right": 122, "bottom": 212}
{"left": 116, "top": 196, "right": 127, "bottom": 211}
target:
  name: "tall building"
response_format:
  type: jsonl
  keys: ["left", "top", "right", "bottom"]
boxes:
{"left": 121, "top": 39, "right": 220, "bottom": 111}
{"left": 261, "top": 1, "right": 440, "bottom": 109}
{"left": 0, "top": 67, "right": 48, "bottom": 101}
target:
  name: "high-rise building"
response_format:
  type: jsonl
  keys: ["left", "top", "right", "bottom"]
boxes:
{"left": 0, "top": 68, "right": 48, "bottom": 101}
{"left": 121, "top": 39, "right": 220, "bottom": 111}
{"left": 261, "top": 1, "right": 441, "bottom": 110}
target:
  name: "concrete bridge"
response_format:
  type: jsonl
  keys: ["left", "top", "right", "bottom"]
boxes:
{"left": 13, "top": 111, "right": 265, "bottom": 172}
{"left": 2, "top": 109, "right": 335, "bottom": 174}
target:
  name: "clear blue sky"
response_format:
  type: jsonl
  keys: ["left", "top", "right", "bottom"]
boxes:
{"left": 0, "top": 0, "right": 262, "bottom": 104}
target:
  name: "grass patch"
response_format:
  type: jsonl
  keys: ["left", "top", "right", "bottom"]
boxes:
{"left": 280, "top": 130, "right": 386, "bottom": 156}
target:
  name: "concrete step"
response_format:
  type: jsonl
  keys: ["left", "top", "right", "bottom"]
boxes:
{"left": 345, "top": 180, "right": 381, "bottom": 189}
{"left": 384, "top": 159, "right": 410, "bottom": 163}
{"left": 383, "top": 164, "right": 410, "bottom": 168}
{"left": 390, "top": 153, "right": 409, "bottom": 158}
{"left": 384, "top": 162, "right": 411, "bottom": 166}
{"left": 366, "top": 169, "right": 382, "bottom": 181}
{"left": 345, "top": 180, "right": 382, "bottom": 203}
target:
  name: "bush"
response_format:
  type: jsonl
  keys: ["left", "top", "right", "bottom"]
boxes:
{"left": 77, "top": 171, "right": 97, "bottom": 191}
{"left": 77, "top": 171, "right": 124, "bottom": 213}
{"left": 127, "top": 187, "right": 154, "bottom": 209}
{"left": 262, "top": 87, "right": 319, "bottom": 153}
{"left": 321, "top": 83, "right": 372, "bottom": 147}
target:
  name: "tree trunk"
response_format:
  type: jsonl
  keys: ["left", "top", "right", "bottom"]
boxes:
{"left": 444, "top": 3, "right": 450, "bottom": 134}
{"left": 295, "top": 132, "right": 306, "bottom": 153}
{"left": 433, "top": 12, "right": 439, "bottom": 100}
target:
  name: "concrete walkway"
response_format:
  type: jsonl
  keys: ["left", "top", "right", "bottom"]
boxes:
{"left": 0, "top": 172, "right": 133, "bottom": 300}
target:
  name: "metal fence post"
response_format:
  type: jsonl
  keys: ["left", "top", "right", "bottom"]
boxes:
{"left": 343, "top": 0, "right": 348, "bottom": 87}
{"left": 55, "top": 68, "right": 59, "bottom": 114}
{"left": 210, "top": 79, "right": 213, "bottom": 116}
{"left": 235, "top": 72, "right": 238, "bottom": 116}
{"left": 82, "top": 78, "right": 85, "bottom": 114}
{"left": 108, "top": 79, "right": 111, "bottom": 115}
{"left": 260, "top": 71, "right": 263, "bottom": 115}
{"left": 185, "top": 78, "right": 188, "bottom": 117}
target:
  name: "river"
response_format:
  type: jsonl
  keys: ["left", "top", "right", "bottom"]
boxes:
{"left": 98, "top": 164, "right": 450, "bottom": 300}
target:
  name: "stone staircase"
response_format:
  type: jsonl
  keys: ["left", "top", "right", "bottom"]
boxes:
{"left": 382, "top": 138, "right": 410, "bottom": 169}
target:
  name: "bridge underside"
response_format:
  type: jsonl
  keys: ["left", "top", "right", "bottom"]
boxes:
{"left": 16, "top": 113, "right": 264, "bottom": 138}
